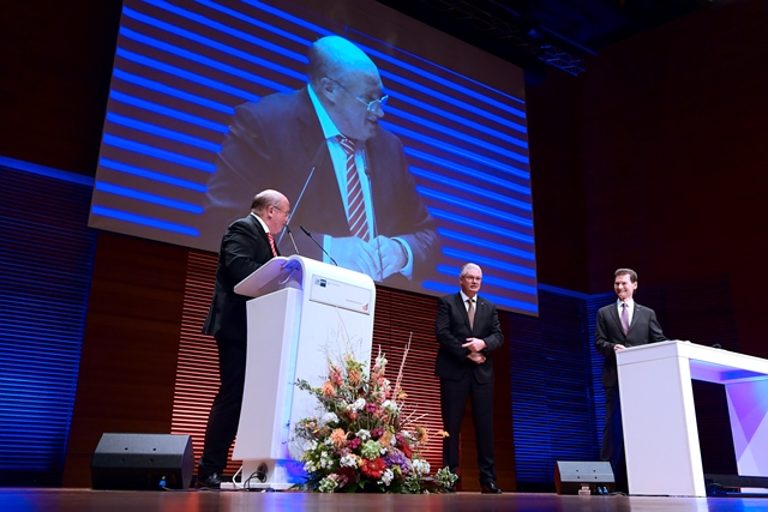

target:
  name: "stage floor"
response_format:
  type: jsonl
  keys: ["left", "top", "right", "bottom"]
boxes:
{"left": 1, "top": 489, "right": 766, "bottom": 512}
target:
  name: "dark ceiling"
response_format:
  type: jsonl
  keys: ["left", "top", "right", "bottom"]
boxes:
{"left": 378, "top": 0, "right": 718, "bottom": 75}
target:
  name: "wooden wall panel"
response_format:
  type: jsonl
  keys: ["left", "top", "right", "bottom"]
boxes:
{"left": 62, "top": 233, "right": 188, "bottom": 487}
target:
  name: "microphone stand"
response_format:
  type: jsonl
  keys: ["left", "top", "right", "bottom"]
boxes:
{"left": 276, "top": 139, "right": 328, "bottom": 246}
{"left": 285, "top": 225, "right": 300, "bottom": 255}
{"left": 300, "top": 226, "right": 338, "bottom": 266}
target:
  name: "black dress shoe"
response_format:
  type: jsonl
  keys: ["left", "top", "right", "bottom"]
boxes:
{"left": 480, "top": 481, "right": 503, "bottom": 494}
{"left": 196, "top": 471, "right": 222, "bottom": 489}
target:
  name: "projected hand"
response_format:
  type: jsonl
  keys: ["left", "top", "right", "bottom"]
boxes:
{"left": 332, "top": 236, "right": 381, "bottom": 278}
{"left": 371, "top": 236, "right": 407, "bottom": 280}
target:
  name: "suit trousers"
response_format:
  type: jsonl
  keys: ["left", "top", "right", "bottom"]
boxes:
{"left": 440, "top": 374, "right": 496, "bottom": 484}
{"left": 199, "top": 338, "right": 246, "bottom": 475}
{"left": 601, "top": 386, "right": 628, "bottom": 491}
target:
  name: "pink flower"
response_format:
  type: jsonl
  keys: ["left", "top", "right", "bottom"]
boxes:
{"left": 330, "top": 366, "right": 343, "bottom": 386}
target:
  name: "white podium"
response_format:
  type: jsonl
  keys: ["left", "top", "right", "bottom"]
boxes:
{"left": 230, "top": 255, "right": 375, "bottom": 489}
{"left": 617, "top": 340, "right": 768, "bottom": 496}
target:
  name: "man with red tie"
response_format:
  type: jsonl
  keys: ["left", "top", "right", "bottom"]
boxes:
{"left": 595, "top": 268, "right": 667, "bottom": 493}
{"left": 197, "top": 189, "right": 291, "bottom": 488}
{"left": 435, "top": 263, "right": 505, "bottom": 494}
{"left": 203, "top": 35, "right": 438, "bottom": 285}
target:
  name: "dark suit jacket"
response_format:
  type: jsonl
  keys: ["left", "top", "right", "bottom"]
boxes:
{"left": 203, "top": 214, "right": 276, "bottom": 346}
{"left": 203, "top": 87, "right": 439, "bottom": 282}
{"left": 435, "top": 293, "right": 504, "bottom": 384}
{"left": 595, "top": 301, "right": 666, "bottom": 388}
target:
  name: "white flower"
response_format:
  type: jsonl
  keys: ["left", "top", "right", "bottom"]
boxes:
{"left": 379, "top": 469, "right": 394, "bottom": 486}
{"left": 321, "top": 412, "right": 339, "bottom": 425}
{"left": 352, "top": 398, "right": 366, "bottom": 411}
{"left": 381, "top": 400, "right": 398, "bottom": 412}
{"left": 340, "top": 454, "right": 359, "bottom": 468}
{"left": 375, "top": 354, "right": 388, "bottom": 367}
{"left": 356, "top": 429, "right": 371, "bottom": 441}
{"left": 411, "top": 458, "right": 431, "bottom": 476}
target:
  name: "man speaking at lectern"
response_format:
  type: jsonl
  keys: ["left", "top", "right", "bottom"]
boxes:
{"left": 198, "top": 189, "right": 291, "bottom": 488}
{"left": 203, "top": 35, "right": 438, "bottom": 285}
{"left": 595, "top": 268, "right": 667, "bottom": 493}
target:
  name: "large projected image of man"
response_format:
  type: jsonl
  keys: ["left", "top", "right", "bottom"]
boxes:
{"left": 204, "top": 35, "right": 439, "bottom": 284}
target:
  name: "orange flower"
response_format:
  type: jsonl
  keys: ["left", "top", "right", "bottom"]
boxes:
{"left": 378, "top": 431, "right": 393, "bottom": 448}
{"left": 330, "top": 428, "right": 347, "bottom": 449}
{"left": 415, "top": 426, "right": 429, "bottom": 444}
{"left": 348, "top": 368, "right": 362, "bottom": 386}
{"left": 322, "top": 380, "right": 336, "bottom": 397}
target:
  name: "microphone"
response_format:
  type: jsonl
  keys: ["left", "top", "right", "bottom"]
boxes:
{"left": 285, "top": 225, "right": 300, "bottom": 255}
{"left": 300, "top": 225, "right": 338, "bottom": 266}
{"left": 277, "top": 140, "right": 328, "bottom": 246}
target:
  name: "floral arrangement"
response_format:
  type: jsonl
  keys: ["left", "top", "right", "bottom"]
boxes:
{"left": 294, "top": 343, "right": 458, "bottom": 493}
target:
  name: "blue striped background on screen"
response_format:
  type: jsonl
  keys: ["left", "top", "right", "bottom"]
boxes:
{"left": 91, "top": 0, "right": 537, "bottom": 315}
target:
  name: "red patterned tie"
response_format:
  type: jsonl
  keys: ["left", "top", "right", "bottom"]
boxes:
{"left": 267, "top": 232, "right": 277, "bottom": 257}
{"left": 338, "top": 135, "right": 370, "bottom": 241}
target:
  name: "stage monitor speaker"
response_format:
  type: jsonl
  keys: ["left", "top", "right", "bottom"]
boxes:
{"left": 554, "top": 460, "right": 615, "bottom": 495}
{"left": 91, "top": 433, "right": 194, "bottom": 490}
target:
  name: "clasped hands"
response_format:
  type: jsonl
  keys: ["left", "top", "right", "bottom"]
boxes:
{"left": 463, "top": 337, "right": 487, "bottom": 365}
{"left": 332, "top": 235, "right": 407, "bottom": 280}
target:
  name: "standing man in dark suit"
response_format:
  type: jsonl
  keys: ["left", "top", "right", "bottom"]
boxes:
{"left": 435, "top": 263, "right": 504, "bottom": 494}
{"left": 203, "top": 35, "right": 438, "bottom": 285}
{"left": 197, "top": 189, "right": 291, "bottom": 488}
{"left": 595, "top": 267, "right": 667, "bottom": 492}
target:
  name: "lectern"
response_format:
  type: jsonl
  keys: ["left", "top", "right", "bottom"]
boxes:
{"left": 230, "top": 255, "right": 375, "bottom": 489}
{"left": 617, "top": 340, "right": 768, "bottom": 496}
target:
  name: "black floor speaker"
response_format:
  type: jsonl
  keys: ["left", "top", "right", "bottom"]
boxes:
{"left": 554, "top": 460, "right": 615, "bottom": 494}
{"left": 91, "top": 433, "right": 194, "bottom": 490}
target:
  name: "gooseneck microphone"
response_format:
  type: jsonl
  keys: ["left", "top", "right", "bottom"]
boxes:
{"left": 300, "top": 226, "right": 338, "bottom": 266}
{"left": 285, "top": 225, "right": 300, "bottom": 255}
{"left": 276, "top": 140, "right": 329, "bottom": 247}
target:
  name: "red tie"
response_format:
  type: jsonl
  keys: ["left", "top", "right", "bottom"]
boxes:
{"left": 338, "top": 135, "right": 370, "bottom": 241}
{"left": 267, "top": 232, "right": 277, "bottom": 257}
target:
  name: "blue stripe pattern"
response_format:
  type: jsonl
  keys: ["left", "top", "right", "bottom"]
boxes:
{"left": 92, "top": 0, "right": 538, "bottom": 315}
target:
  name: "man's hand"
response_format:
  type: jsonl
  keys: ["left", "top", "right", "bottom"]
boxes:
{"left": 371, "top": 235, "right": 407, "bottom": 280}
{"left": 467, "top": 351, "right": 486, "bottom": 364}
{"left": 331, "top": 236, "right": 382, "bottom": 278}
{"left": 613, "top": 344, "right": 626, "bottom": 352}
{"left": 462, "top": 338, "right": 487, "bottom": 353}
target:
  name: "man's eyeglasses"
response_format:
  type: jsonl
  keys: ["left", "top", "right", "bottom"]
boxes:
{"left": 327, "top": 77, "right": 388, "bottom": 114}
{"left": 272, "top": 205, "right": 291, "bottom": 217}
